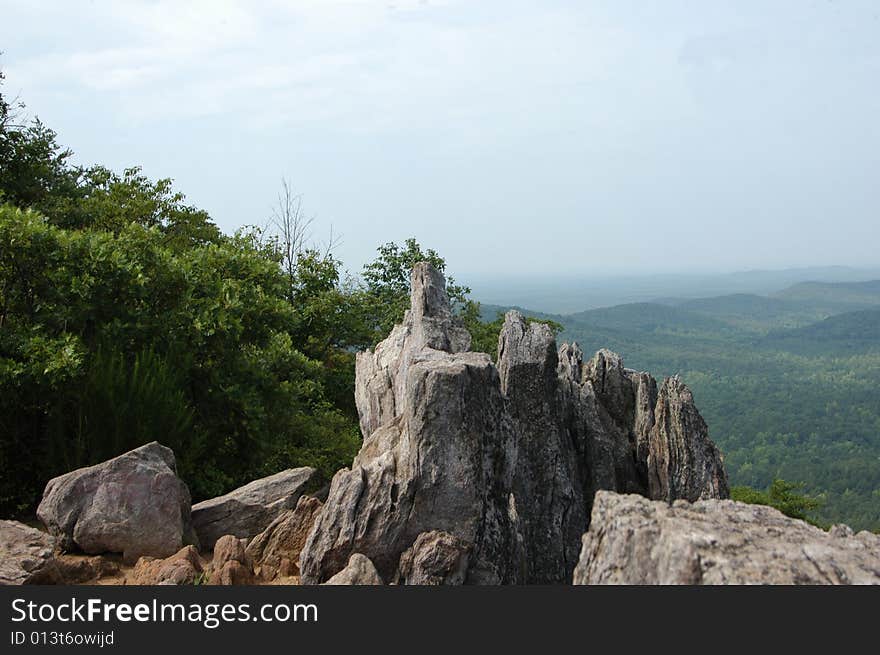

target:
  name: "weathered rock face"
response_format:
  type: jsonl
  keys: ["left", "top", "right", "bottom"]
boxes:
{"left": 647, "top": 377, "right": 729, "bottom": 502}
{"left": 394, "top": 530, "right": 471, "bottom": 585}
{"left": 191, "top": 467, "right": 316, "bottom": 549}
{"left": 573, "top": 491, "right": 880, "bottom": 585}
{"left": 498, "top": 313, "right": 586, "bottom": 583}
{"left": 323, "top": 554, "right": 384, "bottom": 585}
{"left": 0, "top": 520, "right": 61, "bottom": 585}
{"left": 246, "top": 495, "right": 323, "bottom": 581}
{"left": 37, "top": 442, "right": 194, "bottom": 563}
{"left": 299, "top": 262, "right": 728, "bottom": 585}
{"left": 300, "top": 263, "right": 523, "bottom": 585}
{"left": 130, "top": 545, "right": 203, "bottom": 585}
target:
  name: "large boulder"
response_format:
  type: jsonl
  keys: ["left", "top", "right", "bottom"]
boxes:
{"left": 246, "top": 495, "right": 323, "bottom": 581}
{"left": 191, "top": 467, "right": 316, "bottom": 549}
{"left": 299, "top": 263, "right": 728, "bottom": 585}
{"left": 0, "top": 520, "right": 61, "bottom": 585}
{"left": 37, "top": 442, "right": 194, "bottom": 563}
{"left": 573, "top": 491, "right": 880, "bottom": 585}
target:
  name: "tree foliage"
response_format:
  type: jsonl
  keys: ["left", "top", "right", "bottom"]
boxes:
{"left": 0, "top": 76, "right": 515, "bottom": 518}
{"left": 731, "top": 479, "right": 825, "bottom": 527}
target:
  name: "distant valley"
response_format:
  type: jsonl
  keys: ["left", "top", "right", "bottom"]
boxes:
{"left": 479, "top": 275, "right": 880, "bottom": 531}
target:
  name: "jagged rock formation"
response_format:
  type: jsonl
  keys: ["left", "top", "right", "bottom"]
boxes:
{"left": 246, "top": 495, "right": 323, "bottom": 581}
{"left": 573, "top": 491, "right": 880, "bottom": 584}
{"left": 209, "top": 535, "right": 254, "bottom": 585}
{"left": 299, "top": 262, "right": 728, "bottom": 585}
{"left": 648, "top": 377, "right": 729, "bottom": 502}
{"left": 191, "top": 467, "right": 316, "bottom": 549}
{"left": 300, "top": 264, "right": 524, "bottom": 584}
{"left": 37, "top": 442, "right": 195, "bottom": 563}
{"left": 0, "top": 520, "right": 62, "bottom": 585}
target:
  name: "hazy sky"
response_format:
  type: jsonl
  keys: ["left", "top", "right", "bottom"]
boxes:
{"left": 1, "top": 0, "right": 878, "bottom": 278}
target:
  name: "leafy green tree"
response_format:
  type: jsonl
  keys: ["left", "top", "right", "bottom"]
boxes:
{"left": 0, "top": 204, "right": 360, "bottom": 514}
{"left": 361, "top": 238, "right": 471, "bottom": 342}
{"left": 358, "top": 237, "right": 564, "bottom": 359}
{"left": 730, "top": 478, "right": 824, "bottom": 527}
{"left": 0, "top": 72, "right": 81, "bottom": 214}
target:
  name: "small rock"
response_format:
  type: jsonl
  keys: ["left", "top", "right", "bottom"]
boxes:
{"left": 209, "top": 535, "right": 253, "bottom": 585}
{"left": 395, "top": 531, "right": 470, "bottom": 585}
{"left": 323, "top": 554, "right": 383, "bottom": 585}
{"left": 55, "top": 554, "right": 120, "bottom": 584}
{"left": 130, "top": 545, "right": 203, "bottom": 585}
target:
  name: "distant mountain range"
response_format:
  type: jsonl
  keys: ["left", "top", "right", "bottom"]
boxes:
{"left": 469, "top": 265, "right": 880, "bottom": 314}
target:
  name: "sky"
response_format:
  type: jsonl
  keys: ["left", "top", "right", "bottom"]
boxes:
{"left": 1, "top": 0, "right": 878, "bottom": 279}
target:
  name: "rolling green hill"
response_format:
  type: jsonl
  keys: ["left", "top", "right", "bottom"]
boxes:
{"left": 479, "top": 283, "right": 880, "bottom": 532}
{"left": 763, "top": 308, "right": 880, "bottom": 355}
{"left": 773, "top": 280, "right": 880, "bottom": 312}
{"left": 676, "top": 293, "right": 829, "bottom": 332}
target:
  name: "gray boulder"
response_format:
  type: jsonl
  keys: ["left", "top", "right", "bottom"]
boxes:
{"left": 37, "top": 442, "right": 194, "bottom": 563}
{"left": 573, "top": 491, "right": 880, "bottom": 585}
{"left": 0, "top": 520, "right": 61, "bottom": 585}
{"left": 191, "top": 467, "right": 316, "bottom": 549}
{"left": 323, "top": 553, "right": 383, "bottom": 585}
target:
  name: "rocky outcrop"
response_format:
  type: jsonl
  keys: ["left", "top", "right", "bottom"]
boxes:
{"left": 573, "top": 491, "right": 880, "bottom": 584}
{"left": 37, "top": 442, "right": 194, "bottom": 563}
{"left": 246, "top": 495, "right": 323, "bottom": 581}
{"left": 394, "top": 530, "right": 471, "bottom": 585}
{"left": 647, "top": 377, "right": 729, "bottom": 502}
{"left": 498, "top": 313, "right": 586, "bottom": 583}
{"left": 299, "top": 263, "right": 728, "bottom": 585}
{"left": 300, "top": 263, "right": 524, "bottom": 584}
{"left": 0, "top": 520, "right": 61, "bottom": 585}
{"left": 209, "top": 535, "right": 254, "bottom": 585}
{"left": 130, "top": 545, "right": 203, "bottom": 585}
{"left": 323, "top": 554, "right": 384, "bottom": 585}
{"left": 192, "top": 467, "right": 316, "bottom": 549}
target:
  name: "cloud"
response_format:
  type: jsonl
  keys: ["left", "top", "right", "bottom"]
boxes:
{"left": 6, "top": 0, "right": 628, "bottom": 133}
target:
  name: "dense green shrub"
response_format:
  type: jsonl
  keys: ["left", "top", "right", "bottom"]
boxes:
{"left": 731, "top": 479, "right": 825, "bottom": 528}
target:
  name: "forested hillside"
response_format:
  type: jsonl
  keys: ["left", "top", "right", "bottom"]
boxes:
{"left": 483, "top": 294, "right": 880, "bottom": 531}
{"left": 2, "top": 73, "right": 877, "bottom": 533}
